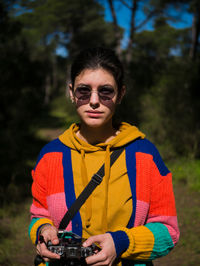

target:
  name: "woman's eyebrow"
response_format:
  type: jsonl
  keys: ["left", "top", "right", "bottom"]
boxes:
{"left": 75, "top": 83, "right": 91, "bottom": 87}
{"left": 75, "top": 83, "right": 115, "bottom": 88}
{"left": 99, "top": 84, "right": 114, "bottom": 87}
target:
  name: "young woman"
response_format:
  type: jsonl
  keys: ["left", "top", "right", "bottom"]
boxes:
{"left": 29, "top": 47, "right": 179, "bottom": 266}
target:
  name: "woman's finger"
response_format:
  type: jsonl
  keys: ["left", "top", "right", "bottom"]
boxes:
{"left": 37, "top": 242, "right": 60, "bottom": 260}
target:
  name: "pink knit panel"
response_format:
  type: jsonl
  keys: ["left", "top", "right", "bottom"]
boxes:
{"left": 134, "top": 200, "right": 149, "bottom": 227}
{"left": 30, "top": 204, "right": 51, "bottom": 219}
{"left": 47, "top": 192, "right": 72, "bottom": 231}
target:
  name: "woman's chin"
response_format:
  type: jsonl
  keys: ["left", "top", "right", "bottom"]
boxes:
{"left": 82, "top": 118, "right": 107, "bottom": 129}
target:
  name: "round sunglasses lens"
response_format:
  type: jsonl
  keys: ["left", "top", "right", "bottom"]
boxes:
{"left": 99, "top": 88, "right": 115, "bottom": 101}
{"left": 75, "top": 87, "right": 91, "bottom": 100}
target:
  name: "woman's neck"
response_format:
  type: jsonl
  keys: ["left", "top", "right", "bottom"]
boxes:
{"left": 77, "top": 122, "right": 119, "bottom": 145}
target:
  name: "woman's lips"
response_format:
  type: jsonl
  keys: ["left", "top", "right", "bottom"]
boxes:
{"left": 86, "top": 111, "right": 103, "bottom": 118}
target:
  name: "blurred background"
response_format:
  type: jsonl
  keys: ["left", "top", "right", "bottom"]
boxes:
{"left": 0, "top": 0, "right": 200, "bottom": 265}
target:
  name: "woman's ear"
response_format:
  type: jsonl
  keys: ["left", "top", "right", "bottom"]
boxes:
{"left": 117, "top": 85, "right": 126, "bottom": 104}
{"left": 69, "top": 84, "right": 75, "bottom": 103}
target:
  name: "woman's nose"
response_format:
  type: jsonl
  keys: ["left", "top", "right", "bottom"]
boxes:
{"left": 89, "top": 90, "right": 100, "bottom": 106}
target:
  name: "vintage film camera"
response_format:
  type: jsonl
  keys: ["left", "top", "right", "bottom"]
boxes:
{"left": 47, "top": 231, "right": 99, "bottom": 259}
{"left": 34, "top": 231, "right": 100, "bottom": 266}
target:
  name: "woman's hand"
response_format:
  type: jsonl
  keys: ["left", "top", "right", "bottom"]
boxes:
{"left": 83, "top": 233, "right": 117, "bottom": 266}
{"left": 36, "top": 224, "right": 60, "bottom": 262}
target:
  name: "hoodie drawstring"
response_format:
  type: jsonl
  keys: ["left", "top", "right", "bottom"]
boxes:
{"left": 80, "top": 149, "right": 92, "bottom": 228}
{"left": 101, "top": 144, "right": 111, "bottom": 233}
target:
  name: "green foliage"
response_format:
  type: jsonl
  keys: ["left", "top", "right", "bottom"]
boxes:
{"left": 50, "top": 95, "right": 79, "bottom": 125}
{"left": 140, "top": 58, "right": 200, "bottom": 159}
{"left": 160, "top": 60, "right": 200, "bottom": 158}
{"left": 118, "top": 19, "right": 188, "bottom": 126}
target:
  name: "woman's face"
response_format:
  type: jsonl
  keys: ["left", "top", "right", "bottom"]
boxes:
{"left": 70, "top": 68, "right": 121, "bottom": 129}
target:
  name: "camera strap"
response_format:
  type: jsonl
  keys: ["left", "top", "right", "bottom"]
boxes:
{"left": 59, "top": 147, "right": 124, "bottom": 230}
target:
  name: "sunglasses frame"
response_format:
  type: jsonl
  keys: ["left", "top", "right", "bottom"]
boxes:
{"left": 73, "top": 86, "right": 116, "bottom": 102}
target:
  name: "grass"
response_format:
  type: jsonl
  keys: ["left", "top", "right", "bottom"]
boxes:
{"left": 0, "top": 200, "right": 35, "bottom": 266}
{"left": 168, "top": 158, "right": 200, "bottom": 192}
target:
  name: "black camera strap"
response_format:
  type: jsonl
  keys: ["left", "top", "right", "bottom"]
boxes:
{"left": 59, "top": 147, "right": 124, "bottom": 230}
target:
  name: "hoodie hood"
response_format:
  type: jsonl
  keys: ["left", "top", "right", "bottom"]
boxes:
{"left": 59, "top": 122, "right": 145, "bottom": 151}
{"left": 59, "top": 122, "right": 145, "bottom": 232}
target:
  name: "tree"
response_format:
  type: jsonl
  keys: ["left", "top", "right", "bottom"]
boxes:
{"left": 189, "top": 0, "right": 200, "bottom": 60}
{"left": 17, "top": 0, "right": 118, "bottom": 101}
{"left": 0, "top": 0, "right": 47, "bottom": 203}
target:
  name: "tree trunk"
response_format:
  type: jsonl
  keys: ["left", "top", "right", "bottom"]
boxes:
{"left": 189, "top": 4, "right": 200, "bottom": 60}
{"left": 107, "top": 0, "right": 122, "bottom": 55}
{"left": 44, "top": 74, "right": 51, "bottom": 105}
{"left": 52, "top": 56, "right": 57, "bottom": 93}
{"left": 125, "top": 0, "right": 137, "bottom": 65}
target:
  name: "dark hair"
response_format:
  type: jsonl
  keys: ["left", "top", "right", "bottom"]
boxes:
{"left": 70, "top": 47, "right": 124, "bottom": 95}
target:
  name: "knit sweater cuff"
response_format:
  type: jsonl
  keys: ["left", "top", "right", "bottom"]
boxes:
{"left": 108, "top": 230, "right": 129, "bottom": 257}
{"left": 28, "top": 217, "right": 54, "bottom": 245}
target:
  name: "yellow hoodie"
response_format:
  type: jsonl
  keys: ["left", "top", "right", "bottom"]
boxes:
{"left": 59, "top": 122, "right": 145, "bottom": 239}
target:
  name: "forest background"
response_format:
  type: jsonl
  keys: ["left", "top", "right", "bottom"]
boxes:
{"left": 0, "top": 0, "right": 200, "bottom": 265}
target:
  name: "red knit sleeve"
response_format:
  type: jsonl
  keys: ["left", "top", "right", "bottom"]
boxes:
{"left": 146, "top": 160, "right": 179, "bottom": 245}
{"left": 30, "top": 156, "right": 51, "bottom": 218}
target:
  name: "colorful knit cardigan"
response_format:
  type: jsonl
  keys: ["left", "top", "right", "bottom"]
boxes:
{"left": 29, "top": 138, "right": 179, "bottom": 266}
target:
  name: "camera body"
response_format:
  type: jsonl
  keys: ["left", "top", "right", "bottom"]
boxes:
{"left": 47, "top": 231, "right": 99, "bottom": 260}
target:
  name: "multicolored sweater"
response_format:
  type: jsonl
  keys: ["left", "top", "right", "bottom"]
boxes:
{"left": 29, "top": 122, "right": 179, "bottom": 266}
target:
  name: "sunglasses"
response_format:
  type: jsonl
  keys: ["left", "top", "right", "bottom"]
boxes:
{"left": 73, "top": 86, "right": 116, "bottom": 103}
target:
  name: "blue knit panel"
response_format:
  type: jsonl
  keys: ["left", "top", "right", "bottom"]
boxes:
{"left": 135, "top": 139, "right": 170, "bottom": 176}
{"left": 145, "top": 223, "right": 174, "bottom": 260}
{"left": 34, "top": 138, "right": 82, "bottom": 236}
{"left": 109, "top": 231, "right": 129, "bottom": 257}
{"left": 63, "top": 146, "right": 82, "bottom": 236}
{"left": 123, "top": 139, "right": 163, "bottom": 266}
{"left": 125, "top": 138, "right": 170, "bottom": 228}
{"left": 35, "top": 223, "right": 52, "bottom": 245}
{"left": 125, "top": 142, "right": 137, "bottom": 228}
{"left": 34, "top": 138, "right": 65, "bottom": 169}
